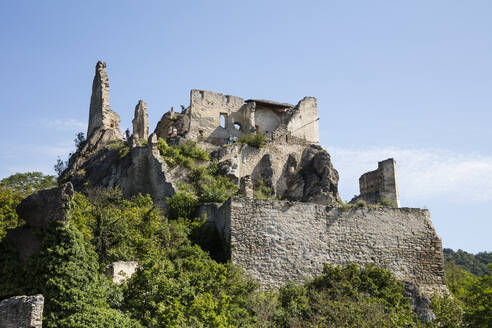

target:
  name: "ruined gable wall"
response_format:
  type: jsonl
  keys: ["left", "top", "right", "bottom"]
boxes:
{"left": 188, "top": 90, "right": 244, "bottom": 143}
{"left": 224, "top": 198, "right": 445, "bottom": 297}
{"left": 254, "top": 106, "right": 282, "bottom": 135}
{"left": 286, "top": 97, "right": 319, "bottom": 144}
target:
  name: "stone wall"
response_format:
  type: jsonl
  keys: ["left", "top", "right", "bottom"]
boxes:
{"left": 208, "top": 198, "right": 445, "bottom": 297}
{"left": 352, "top": 158, "right": 400, "bottom": 207}
{"left": 0, "top": 295, "right": 43, "bottom": 328}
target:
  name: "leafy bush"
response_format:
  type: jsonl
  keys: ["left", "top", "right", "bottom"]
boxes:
{"left": 190, "top": 164, "right": 238, "bottom": 203}
{"left": 167, "top": 191, "right": 198, "bottom": 220}
{"left": 428, "top": 292, "right": 464, "bottom": 328}
{"left": 158, "top": 138, "right": 209, "bottom": 168}
{"left": 274, "top": 264, "right": 418, "bottom": 328}
{"left": 240, "top": 133, "right": 266, "bottom": 148}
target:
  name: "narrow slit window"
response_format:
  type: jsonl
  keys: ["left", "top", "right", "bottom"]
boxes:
{"left": 220, "top": 113, "right": 227, "bottom": 128}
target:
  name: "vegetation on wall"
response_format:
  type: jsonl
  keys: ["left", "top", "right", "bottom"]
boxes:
{"left": 239, "top": 133, "right": 266, "bottom": 148}
{"left": 157, "top": 138, "right": 209, "bottom": 168}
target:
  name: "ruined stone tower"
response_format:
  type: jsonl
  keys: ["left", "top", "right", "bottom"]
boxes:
{"left": 86, "top": 61, "right": 122, "bottom": 146}
{"left": 351, "top": 158, "right": 400, "bottom": 207}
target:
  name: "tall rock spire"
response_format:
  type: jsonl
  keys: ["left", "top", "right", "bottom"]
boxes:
{"left": 132, "top": 100, "right": 149, "bottom": 143}
{"left": 87, "top": 61, "right": 122, "bottom": 140}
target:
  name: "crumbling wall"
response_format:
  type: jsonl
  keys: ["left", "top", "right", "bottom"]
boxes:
{"left": 0, "top": 295, "right": 44, "bottom": 328}
{"left": 352, "top": 158, "right": 400, "bottom": 207}
{"left": 286, "top": 97, "right": 320, "bottom": 144}
{"left": 209, "top": 198, "right": 446, "bottom": 297}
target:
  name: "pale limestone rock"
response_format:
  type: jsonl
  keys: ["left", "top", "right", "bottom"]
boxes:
{"left": 132, "top": 100, "right": 149, "bottom": 143}
{"left": 105, "top": 261, "right": 138, "bottom": 284}
{"left": 0, "top": 295, "right": 44, "bottom": 328}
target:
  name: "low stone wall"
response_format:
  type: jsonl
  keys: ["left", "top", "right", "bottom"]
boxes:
{"left": 0, "top": 295, "right": 43, "bottom": 328}
{"left": 211, "top": 198, "right": 446, "bottom": 296}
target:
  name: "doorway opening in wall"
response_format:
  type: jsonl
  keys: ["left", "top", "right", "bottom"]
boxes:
{"left": 233, "top": 123, "right": 241, "bottom": 131}
{"left": 220, "top": 113, "right": 227, "bottom": 128}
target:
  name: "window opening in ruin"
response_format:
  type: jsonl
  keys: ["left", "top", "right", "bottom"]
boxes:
{"left": 199, "top": 91, "right": 204, "bottom": 99}
{"left": 220, "top": 113, "right": 227, "bottom": 128}
{"left": 224, "top": 95, "right": 230, "bottom": 103}
{"left": 234, "top": 123, "right": 241, "bottom": 131}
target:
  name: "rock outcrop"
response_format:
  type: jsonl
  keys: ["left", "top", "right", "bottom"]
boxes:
{"left": 7, "top": 183, "right": 74, "bottom": 262}
{"left": 16, "top": 182, "right": 74, "bottom": 229}
{"left": 132, "top": 100, "right": 149, "bottom": 143}
{"left": 0, "top": 295, "right": 44, "bottom": 328}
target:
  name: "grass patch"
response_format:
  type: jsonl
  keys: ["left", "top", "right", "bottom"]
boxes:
{"left": 380, "top": 197, "right": 397, "bottom": 208}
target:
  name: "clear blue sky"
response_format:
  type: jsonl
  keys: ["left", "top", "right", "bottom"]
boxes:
{"left": 1, "top": 1, "right": 491, "bottom": 253}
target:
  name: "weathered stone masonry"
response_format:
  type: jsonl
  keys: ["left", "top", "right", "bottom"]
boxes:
{"left": 209, "top": 198, "right": 445, "bottom": 297}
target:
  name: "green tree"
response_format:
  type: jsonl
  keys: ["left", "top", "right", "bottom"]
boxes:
{"left": 69, "top": 188, "right": 189, "bottom": 266}
{"left": 0, "top": 187, "right": 24, "bottom": 240}
{"left": 0, "top": 171, "right": 56, "bottom": 194}
{"left": 462, "top": 265, "right": 492, "bottom": 328}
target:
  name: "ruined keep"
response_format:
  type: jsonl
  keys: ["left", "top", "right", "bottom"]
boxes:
{"left": 57, "top": 62, "right": 446, "bottom": 307}
{"left": 351, "top": 158, "right": 400, "bottom": 207}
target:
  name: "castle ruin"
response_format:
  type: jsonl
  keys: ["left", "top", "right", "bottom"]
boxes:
{"left": 62, "top": 61, "right": 446, "bottom": 301}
